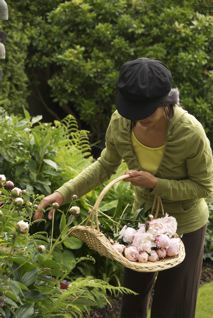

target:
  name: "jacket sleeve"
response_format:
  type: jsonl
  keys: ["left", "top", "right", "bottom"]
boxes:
{"left": 56, "top": 115, "right": 122, "bottom": 203}
{"left": 152, "top": 129, "right": 213, "bottom": 201}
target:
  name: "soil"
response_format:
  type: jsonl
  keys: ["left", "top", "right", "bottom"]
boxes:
{"left": 87, "top": 260, "right": 213, "bottom": 318}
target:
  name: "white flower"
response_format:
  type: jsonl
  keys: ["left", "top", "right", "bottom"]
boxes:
{"left": 124, "top": 246, "right": 139, "bottom": 262}
{"left": 147, "top": 214, "right": 177, "bottom": 237}
{"left": 119, "top": 226, "right": 136, "bottom": 244}
{"left": 132, "top": 232, "right": 155, "bottom": 253}
{"left": 137, "top": 223, "right": 146, "bottom": 233}
{"left": 16, "top": 220, "right": 29, "bottom": 234}
{"left": 112, "top": 242, "right": 125, "bottom": 254}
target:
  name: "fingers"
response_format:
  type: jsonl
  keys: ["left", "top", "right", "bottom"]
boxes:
{"left": 33, "top": 192, "right": 64, "bottom": 220}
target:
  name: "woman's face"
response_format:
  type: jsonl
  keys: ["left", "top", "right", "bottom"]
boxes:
{"left": 137, "top": 107, "right": 166, "bottom": 127}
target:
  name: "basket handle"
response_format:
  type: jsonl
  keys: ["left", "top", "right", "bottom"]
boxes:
{"left": 88, "top": 174, "right": 130, "bottom": 230}
{"left": 151, "top": 195, "right": 165, "bottom": 218}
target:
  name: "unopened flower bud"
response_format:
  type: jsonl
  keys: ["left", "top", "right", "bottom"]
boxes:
{"left": 11, "top": 187, "right": 22, "bottom": 197}
{"left": 37, "top": 245, "right": 46, "bottom": 253}
{"left": 69, "top": 206, "right": 80, "bottom": 216}
{"left": 14, "top": 197, "right": 24, "bottom": 206}
{"left": 60, "top": 280, "right": 70, "bottom": 289}
{"left": 5, "top": 180, "right": 14, "bottom": 190}
{"left": 52, "top": 202, "right": 60, "bottom": 209}
{"left": 16, "top": 220, "right": 29, "bottom": 234}
{"left": 72, "top": 194, "right": 78, "bottom": 200}
{"left": 0, "top": 174, "right": 6, "bottom": 186}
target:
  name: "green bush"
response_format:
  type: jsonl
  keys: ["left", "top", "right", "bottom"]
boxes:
{"left": 2, "top": 0, "right": 213, "bottom": 144}
{"left": 0, "top": 108, "right": 92, "bottom": 195}
{"left": 0, "top": 175, "right": 131, "bottom": 317}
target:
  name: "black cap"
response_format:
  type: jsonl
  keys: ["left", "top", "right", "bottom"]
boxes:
{"left": 115, "top": 58, "right": 172, "bottom": 120}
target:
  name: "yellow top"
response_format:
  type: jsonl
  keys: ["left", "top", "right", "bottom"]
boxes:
{"left": 131, "top": 130, "right": 165, "bottom": 174}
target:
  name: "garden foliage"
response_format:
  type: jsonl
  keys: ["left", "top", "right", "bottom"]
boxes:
{"left": 0, "top": 174, "right": 132, "bottom": 317}
{"left": 1, "top": 0, "right": 213, "bottom": 143}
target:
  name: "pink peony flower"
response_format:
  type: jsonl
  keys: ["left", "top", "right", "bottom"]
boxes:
{"left": 119, "top": 226, "right": 136, "bottom": 244}
{"left": 137, "top": 223, "right": 146, "bottom": 233}
{"left": 166, "top": 238, "right": 180, "bottom": 257}
{"left": 138, "top": 251, "right": 149, "bottom": 263}
{"left": 124, "top": 246, "right": 139, "bottom": 262}
{"left": 147, "top": 214, "right": 177, "bottom": 237}
{"left": 132, "top": 232, "right": 154, "bottom": 253}
{"left": 147, "top": 219, "right": 165, "bottom": 235}
{"left": 155, "top": 234, "right": 171, "bottom": 249}
{"left": 156, "top": 248, "right": 167, "bottom": 259}
{"left": 148, "top": 250, "right": 159, "bottom": 262}
{"left": 112, "top": 242, "right": 125, "bottom": 254}
{"left": 161, "top": 215, "right": 177, "bottom": 237}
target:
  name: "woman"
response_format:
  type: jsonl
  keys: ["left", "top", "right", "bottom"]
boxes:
{"left": 34, "top": 58, "right": 213, "bottom": 318}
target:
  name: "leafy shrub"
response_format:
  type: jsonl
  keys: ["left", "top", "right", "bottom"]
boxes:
{"left": 0, "top": 174, "right": 132, "bottom": 317}
{"left": 0, "top": 108, "right": 93, "bottom": 195}
{"left": 2, "top": 1, "right": 212, "bottom": 144}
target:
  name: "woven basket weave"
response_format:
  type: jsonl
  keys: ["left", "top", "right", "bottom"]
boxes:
{"left": 69, "top": 175, "right": 185, "bottom": 272}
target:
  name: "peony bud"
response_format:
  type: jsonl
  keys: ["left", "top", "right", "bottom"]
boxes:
{"left": 166, "top": 238, "right": 180, "bottom": 257}
{"left": 138, "top": 251, "right": 149, "bottom": 263}
{"left": 155, "top": 234, "right": 171, "bottom": 249}
{"left": 37, "top": 245, "right": 46, "bottom": 253}
{"left": 148, "top": 250, "right": 159, "bottom": 262}
{"left": 124, "top": 246, "right": 139, "bottom": 262}
{"left": 16, "top": 220, "right": 29, "bottom": 234}
{"left": 14, "top": 197, "right": 24, "bottom": 206}
{"left": 112, "top": 242, "right": 125, "bottom": 254}
{"left": 60, "top": 280, "right": 70, "bottom": 289}
{"left": 11, "top": 187, "right": 22, "bottom": 197}
{"left": 5, "top": 180, "right": 14, "bottom": 190}
{"left": 156, "top": 248, "right": 167, "bottom": 259}
{"left": 69, "top": 206, "right": 80, "bottom": 216}
{"left": 52, "top": 202, "right": 60, "bottom": 209}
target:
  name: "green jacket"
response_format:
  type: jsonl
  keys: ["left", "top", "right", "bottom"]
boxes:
{"left": 57, "top": 106, "right": 213, "bottom": 234}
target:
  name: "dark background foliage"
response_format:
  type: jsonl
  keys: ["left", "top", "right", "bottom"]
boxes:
{"left": 1, "top": 0, "right": 212, "bottom": 153}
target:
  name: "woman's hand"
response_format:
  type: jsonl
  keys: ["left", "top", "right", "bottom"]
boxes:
{"left": 125, "top": 170, "right": 157, "bottom": 189}
{"left": 34, "top": 192, "right": 64, "bottom": 220}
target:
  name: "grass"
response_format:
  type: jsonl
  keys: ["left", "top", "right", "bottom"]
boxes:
{"left": 196, "top": 282, "right": 213, "bottom": 318}
{"left": 147, "top": 282, "right": 213, "bottom": 318}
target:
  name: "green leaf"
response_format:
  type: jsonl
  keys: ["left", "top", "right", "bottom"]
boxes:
{"left": 100, "top": 200, "right": 118, "bottom": 212}
{"left": 43, "top": 159, "right": 58, "bottom": 170}
{"left": 20, "top": 269, "right": 38, "bottom": 287}
{"left": 60, "top": 214, "right": 67, "bottom": 232}
{"left": 62, "top": 236, "right": 83, "bottom": 250}
{"left": 15, "top": 304, "right": 34, "bottom": 318}
{"left": 31, "top": 115, "right": 42, "bottom": 125}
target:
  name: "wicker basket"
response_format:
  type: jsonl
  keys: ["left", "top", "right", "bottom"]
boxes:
{"left": 69, "top": 175, "right": 185, "bottom": 272}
